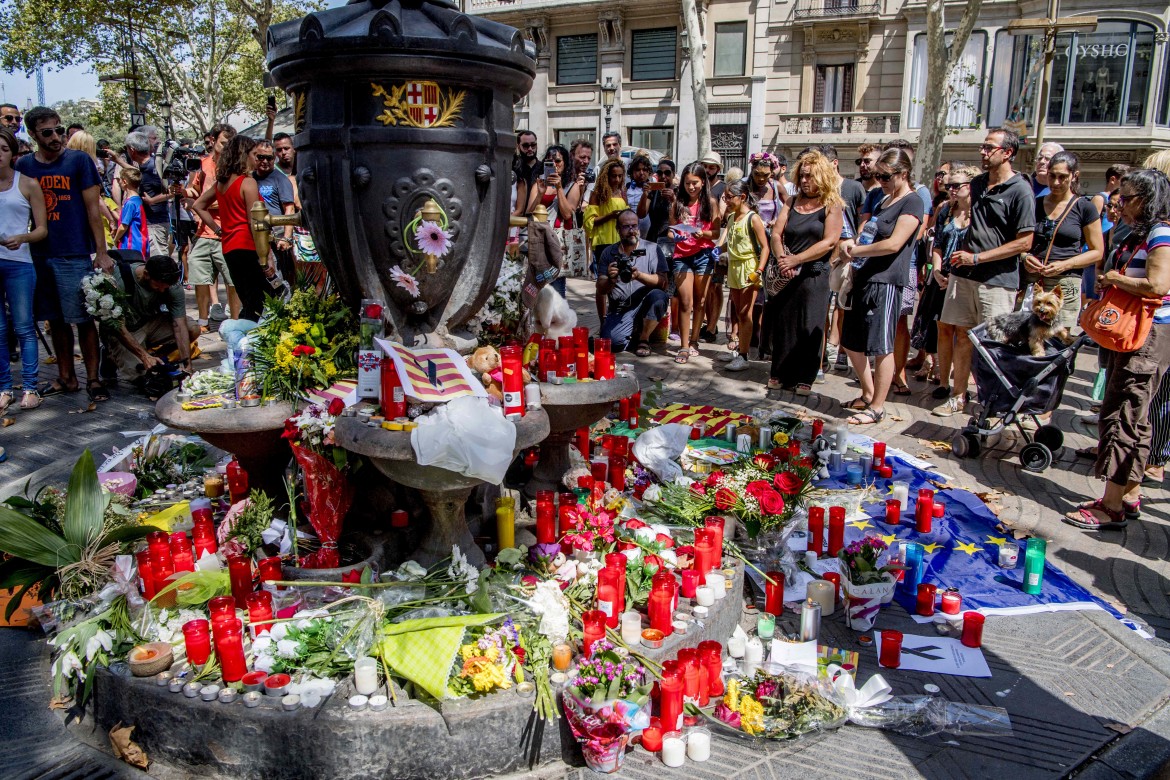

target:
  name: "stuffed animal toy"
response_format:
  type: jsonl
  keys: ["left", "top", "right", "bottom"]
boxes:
{"left": 465, "top": 345, "right": 531, "bottom": 401}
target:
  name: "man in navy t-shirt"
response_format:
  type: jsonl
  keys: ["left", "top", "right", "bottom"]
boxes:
{"left": 16, "top": 106, "right": 113, "bottom": 401}
{"left": 253, "top": 139, "right": 297, "bottom": 283}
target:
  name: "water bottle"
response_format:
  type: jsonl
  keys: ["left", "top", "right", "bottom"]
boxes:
{"left": 852, "top": 216, "right": 879, "bottom": 269}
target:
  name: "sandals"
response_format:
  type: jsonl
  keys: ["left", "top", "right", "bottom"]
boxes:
{"left": 847, "top": 406, "right": 885, "bottom": 426}
{"left": 40, "top": 378, "right": 79, "bottom": 396}
{"left": 19, "top": 390, "right": 42, "bottom": 410}
{"left": 0, "top": 390, "right": 11, "bottom": 414}
{"left": 674, "top": 350, "right": 690, "bottom": 365}
{"left": 892, "top": 382, "right": 912, "bottom": 396}
{"left": 634, "top": 341, "right": 652, "bottom": 357}
{"left": 87, "top": 380, "right": 111, "bottom": 403}
{"left": 726, "top": 337, "right": 739, "bottom": 352}
{"left": 1063, "top": 499, "right": 1128, "bottom": 530}
{"left": 840, "top": 397, "right": 870, "bottom": 411}
{"left": 767, "top": 378, "right": 782, "bottom": 389}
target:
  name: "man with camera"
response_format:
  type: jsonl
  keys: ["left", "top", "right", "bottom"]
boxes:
{"left": 597, "top": 210, "right": 669, "bottom": 356}
{"left": 125, "top": 131, "right": 172, "bottom": 257}
{"left": 105, "top": 252, "right": 198, "bottom": 386}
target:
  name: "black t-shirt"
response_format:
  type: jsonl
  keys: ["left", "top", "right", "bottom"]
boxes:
{"left": 1030, "top": 195, "right": 1099, "bottom": 274}
{"left": 956, "top": 171, "right": 1036, "bottom": 288}
{"left": 840, "top": 178, "right": 865, "bottom": 234}
{"left": 853, "top": 191, "right": 924, "bottom": 287}
{"left": 139, "top": 157, "right": 169, "bottom": 225}
{"left": 645, "top": 190, "right": 673, "bottom": 242}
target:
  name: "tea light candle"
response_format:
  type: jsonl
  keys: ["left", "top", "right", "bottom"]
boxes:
{"left": 892, "top": 482, "right": 910, "bottom": 511}
{"left": 218, "top": 688, "right": 238, "bottom": 704}
{"left": 183, "top": 682, "right": 201, "bottom": 698}
{"left": 672, "top": 620, "right": 688, "bottom": 635}
{"left": 692, "top": 605, "right": 709, "bottom": 620}
{"left": 998, "top": 542, "right": 1020, "bottom": 568}
{"left": 661, "top": 733, "right": 686, "bottom": 767}
{"left": 242, "top": 691, "right": 261, "bottom": 708}
{"left": 200, "top": 684, "right": 221, "bottom": 701}
{"left": 354, "top": 657, "right": 379, "bottom": 696}
{"left": 369, "top": 694, "right": 388, "bottom": 711}
{"left": 281, "top": 694, "right": 301, "bottom": 711}
{"left": 727, "top": 634, "right": 746, "bottom": 658}
{"left": 168, "top": 678, "right": 184, "bottom": 693}
{"left": 621, "top": 612, "right": 642, "bottom": 645}
{"left": 806, "top": 580, "right": 835, "bottom": 616}
{"left": 687, "top": 728, "right": 711, "bottom": 761}
{"left": 695, "top": 586, "right": 715, "bottom": 607}
{"left": 156, "top": 671, "right": 173, "bottom": 687}
{"left": 705, "top": 572, "right": 726, "bottom": 600}
{"left": 349, "top": 694, "right": 369, "bottom": 711}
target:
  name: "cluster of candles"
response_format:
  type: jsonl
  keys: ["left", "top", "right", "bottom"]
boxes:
{"left": 638, "top": 641, "right": 723, "bottom": 765}
{"left": 535, "top": 327, "right": 617, "bottom": 385}
{"left": 587, "top": 434, "right": 633, "bottom": 492}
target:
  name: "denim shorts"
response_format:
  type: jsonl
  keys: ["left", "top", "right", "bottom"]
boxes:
{"left": 34, "top": 255, "right": 94, "bottom": 324}
{"left": 672, "top": 247, "right": 716, "bottom": 277}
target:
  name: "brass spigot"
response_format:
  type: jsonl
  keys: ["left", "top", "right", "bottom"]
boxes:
{"left": 419, "top": 198, "right": 443, "bottom": 273}
{"left": 507, "top": 203, "right": 549, "bottom": 228}
{"left": 249, "top": 200, "right": 302, "bottom": 263}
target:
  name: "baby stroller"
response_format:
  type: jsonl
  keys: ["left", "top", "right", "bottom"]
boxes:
{"left": 951, "top": 323, "right": 1093, "bottom": 472}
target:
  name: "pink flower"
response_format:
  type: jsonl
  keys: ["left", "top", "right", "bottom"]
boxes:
{"left": 389, "top": 265, "right": 421, "bottom": 298}
{"left": 414, "top": 220, "right": 453, "bottom": 257}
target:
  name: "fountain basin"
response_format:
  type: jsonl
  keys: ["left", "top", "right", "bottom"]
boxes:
{"left": 155, "top": 391, "right": 296, "bottom": 499}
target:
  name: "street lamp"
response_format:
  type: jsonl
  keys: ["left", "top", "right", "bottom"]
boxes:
{"left": 600, "top": 76, "right": 617, "bottom": 134}
{"left": 158, "top": 100, "right": 174, "bottom": 141}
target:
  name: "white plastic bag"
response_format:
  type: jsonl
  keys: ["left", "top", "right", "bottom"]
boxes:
{"left": 631, "top": 423, "right": 693, "bottom": 482}
{"left": 410, "top": 396, "right": 517, "bottom": 484}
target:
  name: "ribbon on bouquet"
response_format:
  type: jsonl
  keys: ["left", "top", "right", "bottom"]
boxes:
{"left": 824, "top": 663, "right": 892, "bottom": 712}
{"left": 261, "top": 518, "right": 303, "bottom": 556}
{"left": 97, "top": 555, "right": 145, "bottom": 610}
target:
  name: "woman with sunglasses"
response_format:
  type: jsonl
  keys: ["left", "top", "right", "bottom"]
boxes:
{"left": 584, "top": 159, "right": 629, "bottom": 320}
{"left": 668, "top": 161, "right": 720, "bottom": 364}
{"left": 839, "top": 148, "right": 924, "bottom": 425}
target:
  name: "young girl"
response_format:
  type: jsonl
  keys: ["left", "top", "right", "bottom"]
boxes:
{"left": 669, "top": 162, "right": 720, "bottom": 364}
{"left": 717, "top": 179, "right": 768, "bottom": 372}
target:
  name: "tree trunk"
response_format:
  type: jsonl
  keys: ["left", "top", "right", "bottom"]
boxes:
{"left": 916, "top": 0, "right": 983, "bottom": 182}
{"left": 681, "top": 0, "right": 710, "bottom": 156}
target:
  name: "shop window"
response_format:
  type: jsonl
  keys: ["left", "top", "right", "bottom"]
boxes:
{"left": 714, "top": 22, "right": 747, "bottom": 77}
{"left": 629, "top": 127, "right": 675, "bottom": 158}
{"left": 557, "top": 34, "right": 597, "bottom": 86}
{"left": 556, "top": 129, "right": 597, "bottom": 150}
{"left": 907, "top": 31, "right": 987, "bottom": 130}
{"left": 631, "top": 28, "right": 677, "bottom": 81}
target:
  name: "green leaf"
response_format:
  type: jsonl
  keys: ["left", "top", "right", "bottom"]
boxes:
{"left": 63, "top": 450, "right": 110, "bottom": 549}
{"left": 0, "top": 557, "right": 52, "bottom": 590}
{"left": 0, "top": 504, "right": 74, "bottom": 567}
{"left": 100, "top": 524, "right": 155, "bottom": 547}
{"left": 744, "top": 518, "right": 761, "bottom": 539}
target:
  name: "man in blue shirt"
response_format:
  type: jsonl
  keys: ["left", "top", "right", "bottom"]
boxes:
{"left": 253, "top": 139, "right": 297, "bottom": 283}
{"left": 597, "top": 210, "right": 670, "bottom": 354}
{"left": 16, "top": 106, "right": 113, "bottom": 401}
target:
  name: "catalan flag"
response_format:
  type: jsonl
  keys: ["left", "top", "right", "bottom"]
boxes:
{"left": 376, "top": 339, "right": 487, "bottom": 404}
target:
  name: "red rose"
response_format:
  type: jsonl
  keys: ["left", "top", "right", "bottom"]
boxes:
{"left": 753, "top": 454, "right": 776, "bottom": 471}
{"left": 704, "top": 471, "right": 725, "bottom": 488}
{"left": 521, "top": 575, "right": 538, "bottom": 586}
{"left": 770, "top": 447, "right": 790, "bottom": 463}
{"left": 363, "top": 303, "right": 383, "bottom": 320}
{"left": 758, "top": 490, "right": 786, "bottom": 515}
{"left": 799, "top": 457, "right": 816, "bottom": 469}
{"left": 643, "top": 554, "right": 663, "bottom": 574}
{"left": 714, "top": 488, "right": 736, "bottom": 511}
{"left": 690, "top": 482, "right": 707, "bottom": 496}
{"left": 655, "top": 533, "right": 674, "bottom": 549}
{"left": 341, "top": 569, "right": 362, "bottom": 583}
{"left": 327, "top": 398, "right": 345, "bottom": 416}
{"left": 774, "top": 471, "right": 804, "bottom": 494}
{"left": 292, "top": 344, "right": 317, "bottom": 357}
{"left": 675, "top": 544, "right": 694, "bottom": 558}
{"left": 746, "top": 480, "right": 771, "bottom": 499}
{"left": 625, "top": 519, "right": 648, "bottom": 531}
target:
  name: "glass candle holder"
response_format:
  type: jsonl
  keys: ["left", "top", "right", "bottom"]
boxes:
{"left": 757, "top": 612, "right": 776, "bottom": 641}
{"left": 182, "top": 619, "right": 212, "bottom": 666}
{"left": 878, "top": 630, "right": 903, "bottom": 669}
{"left": 246, "top": 590, "right": 274, "bottom": 636}
{"left": 807, "top": 507, "right": 825, "bottom": 555}
{"left": 961, "top": 612, "right": 985, "bottom": 648}
{"left": 581, "top": 610, "right": 607, "bottom": 658}
{"left": 764, "top": 570, "right": 784, "bottom": 616}
{"left": 227, "top": 555, "right": 254, "bottom": 610}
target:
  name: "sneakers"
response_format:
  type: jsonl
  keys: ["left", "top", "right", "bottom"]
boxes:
{"left": 726, "top": 355, "right": 750, "bottom": 372}
{"left": 815, "top": 369, "right": 826, "bottom": 384}
{"left": 931, "top": 395, "right": 966, "bottom": 417}
{"left": 668, "top": 332, "right": 681, "bottom": 344}
{"left": 834, "top": 352, "right": 850, "bottom": 372}
{"left": 715, "top": 351, "right": 736, "bottom": 362}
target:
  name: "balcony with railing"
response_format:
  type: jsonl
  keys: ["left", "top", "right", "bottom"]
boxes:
{"left": 776, "top": 112, "right": 900, "bottom": 136}
{"left": 464, "top": 0, "right": 606, "bottom": 12}
{"left": 793, "top": 0, "right": 881, "bottom": 20}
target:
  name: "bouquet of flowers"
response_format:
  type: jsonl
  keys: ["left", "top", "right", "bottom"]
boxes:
{"left": 838, "top": 535, "right": 900, "bottom": 631}
{"left": 839, "top": 535, "right": 900, "bottom": 586}
{"left": 447, "top": 618, "right": 523, "bottom": 697}
{"left": 715, "top": 668, "right": 846, "bottom": 739}
{"left": 283, "top": 401, "right": 356, "bottom": 569}
{"left": 466, "top": 256, "right": 523, "bottom": 342}
{"left": 562, "top": 503, "right": 618, "bottom": 554}
{"left": 563, "top": 640, "right": 653, "bottom": 773}
{"left": 248, "top": 289, "right": 358, "bottom": 402}
{"left": 81, "top": 272, "right": 128, "bottom": 331}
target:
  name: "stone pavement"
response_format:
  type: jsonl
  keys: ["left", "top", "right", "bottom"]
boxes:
{"left": 1, "top": 277, "right": 1169, "bottom": 779}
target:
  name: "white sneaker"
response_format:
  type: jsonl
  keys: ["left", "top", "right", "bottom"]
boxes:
{"left": 824, "top": 343, "right": 839, "bottom": 366}
{"left": 931, "top": 395, "right": 966, "bottom": 417}
{"left": 726, "top": 355, "right": 750, "bottom": 371}
{"left": 715, "top": 351, "right": 736, "bottom": 362}
{"left": 815, "top": 369, "right": 826, "bottom": 384}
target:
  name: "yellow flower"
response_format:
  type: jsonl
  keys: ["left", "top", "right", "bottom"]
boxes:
{"left": 737, "top": 694, "right": 765, "bottom": 735}
{"left": 275, "top": 342, "right": 294, "bottom": 372}
{"left": 323, "top": 360, "right": 338, "bottom": 378}
{"left": 289, "top": 320, "right": 309, "bottom": 336}
{"left": 724, "top": 678, "right": 741, "bottom": 710}
{"left": 772, "top": 431, "right": 790, "bottom": 446}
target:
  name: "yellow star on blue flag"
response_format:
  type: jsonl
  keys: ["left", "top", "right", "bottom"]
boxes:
{"left": 985, "top": 536, "right": 1008, "bottom": 546}
{"left": 847, "top": 519, "right": 873, "bottom": 531}
{"left": 921, "top": 542, "right": 943, "bottom": 554}
{"left": 880, "top": 534, "right": 899, "bottom": 546}
{"left": 954, "top": 541, "right": 982, "bottom": 555}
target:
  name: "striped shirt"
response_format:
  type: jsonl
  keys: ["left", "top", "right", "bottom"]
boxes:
{"left": 1116, "top": 222, "right": 1170, "bottom": 324}
{"left": 118, "top": 194, "right": 151, "bottom": 259}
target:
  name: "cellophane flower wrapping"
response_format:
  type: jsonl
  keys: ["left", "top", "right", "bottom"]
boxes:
{"left": 563, "top": 640, "right": 652, "bottom": 765}
{"left": 293, "top": 446, "right": 353, "bottom": 569}
{"left": 716, "top": 666, "right": 847, "bottom": 740}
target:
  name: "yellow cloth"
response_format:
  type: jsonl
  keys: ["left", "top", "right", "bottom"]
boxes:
{"left": 725, "top": 211, "right": 759, "bottom": 290}
{"left": 583, "top": 197, "right": 627, "bottom": 247}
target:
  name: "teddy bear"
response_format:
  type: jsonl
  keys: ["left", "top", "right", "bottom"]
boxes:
{"left": 465, "top": 345, "right": 530, "bottom": 402}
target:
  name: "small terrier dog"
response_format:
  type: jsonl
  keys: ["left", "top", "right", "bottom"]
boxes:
{"left": 985, "top": 283, "right": 1070, "bottom": 357}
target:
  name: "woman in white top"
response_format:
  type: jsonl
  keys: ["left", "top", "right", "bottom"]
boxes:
{"left": 0, "top": 127, "right": 49, "bottom": 412}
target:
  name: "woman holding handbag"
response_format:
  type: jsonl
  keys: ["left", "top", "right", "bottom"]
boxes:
{"left": 764, "top": 150, "right": 843, "bottom": 394}
{"left": 1065, "top": 168, "right": 1170, "bottom": 530}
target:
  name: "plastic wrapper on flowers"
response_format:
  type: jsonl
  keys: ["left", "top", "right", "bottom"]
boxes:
{"left": 293, "top": 446, "right": 354, "bottom": 569}
{"left": 562, "top": 640, "right": 653, "bottom": 772}
{"left": 715, "top": 665, "right": 847, "bottom": 740}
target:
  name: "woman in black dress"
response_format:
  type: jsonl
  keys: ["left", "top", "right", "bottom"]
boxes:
{"left": 766, "top": 150, "right": 844, "bottom": 394}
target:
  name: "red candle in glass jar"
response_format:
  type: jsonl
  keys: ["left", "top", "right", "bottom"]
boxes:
{"left": 885, "top": 498, "right": 902, "bottom": 525}
{"left": 679, "top": 648, "right": 700, "bottom": 698}
{"left": 812, "top": 419, "right": 824, "bottom": 438}
{"left": 873, "top": 441, "right": 887, "bottom": 464}
{"left": 208, "top": 595, "right": 236, "bottom": 623}
{"left": 572, "top": 327, "right": 590, "bottom": 377}
{"left": 915, "top": 489, "right": 934, "bottom": 533}
{"left": 879, "top": 465, "right": 894, "bottom": 479}
{"left": 589, "top": 460, "right": 608, "bottom": 485}
{"left": 147, "top": 531, "right": 176, "bottom": 606}
{"left": 604, "top": 552, "right": 627, "bottom": 580}
{"left": 693, "top": 529, "right": 718, "bottom": 577}
{"left": 581, "top": 609, "right": 607, "bottom": 657}
{"left": 535, "top": 501, "right": 556, "bottom": 545}
{"left": 699, "top": 641, "right": 724, "bottom": 697}
{"left": 680, "top": 569, "right": 700, "bottom": 599}
{"left": 213, "top": 621, "right": 249, "bottom": 682}
{"left": 878, "top": 630, "right": 903, "bottom": 668}
{"left": 557, "top": 496, "right": 576, "bottom": 538}
{"left": 807, "top": 507, "right": 825, "bottom": 555}
{"left": 380, "top": 357, "right": 406, "bottom": 419}
{"left": 641, "top": 720, "right": 663, "bottom": 753}
{"left": 940, "top": 588, "right": 962, "bottom": 615}
{"left": 192, "top": 524, "right": 218, "bottom": 558}
{"left": 629, "top": 392, "right": 640, "bottom": 428}
{"left": 608, "top": 454, "right": 626, "bottom": 491}
{"left": 648, "top": 587, "right": 674, "bottom": 636}
{"left": 500, "top": 345, "right": 525, "bottom": 417}
{"left": 823, "top": 572, "right": 841, "bottom": 606}
{"left": 658, "top": 663, "right": 684, "bottom": 731}
{"left": 539, "top": 339, "right": 558, "bottom": 382}
{"left": 591, "top": 480, "right": 606, "bottom": 505}
{"left": 257, "top": 556, "right": 283, "bottom": 589}
{"left": 764, "top": 570, "right": 785, "bottom": 616}
{"left": 704, "top": 516, "right": 724, "bottom": 563}
{"left": 576, "top": 427, "right": 590, "bottom": 458}
{"left": 961, "top": 612, "right": 985, "bottom": 648}
{"left": 226, "top": 457, "right": 249, "bottom": 504}
{"left": 182, "top": 619, "right": 212, "bottom": 665}
{"left": 170, "top": 532, "right": 195, "bottom": 573}
{"left": 597, "top": 567, "right": 624, "bottom": 627}
{"left": 136, "top": 549, "right": 156, "bottom": 601}
{"left": 618, "top": 397, "right": 630, "bottom": 423}
{"left": 558, "top": 336, "right": 576, "bottom": 379}
{"left": 246, "top": 590, "right": 274, "bottom": 635}
{"left": 933, "top": 500, "right": 945, "bottom": 518}
{"left": 916, "top": 583, "right": 938, "bottom": 616}
{"left": 191, "top": 504, "right": 213, "bottom": 526}
{"left": 227, "top": 555, "right": 254, "bottom": 610}
{"left": 827, "top": 506, "right": 846, "bottom": 556}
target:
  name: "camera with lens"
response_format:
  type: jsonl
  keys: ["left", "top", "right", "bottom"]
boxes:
{"left": 616, "top": 249, "right": 645, "bottom": 283}
{"left": 582, "top": 166, "right": 596, "bottom": 184}
{"left": 162, "top": 140, "right": 204, "bottom": 183}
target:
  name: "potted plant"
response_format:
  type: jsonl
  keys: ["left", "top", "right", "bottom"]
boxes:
{"left": 837, "top": 536, "right": 900, "bottom": 631}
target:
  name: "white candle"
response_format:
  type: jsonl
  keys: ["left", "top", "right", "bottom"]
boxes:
{"left": 727, "top": 634, "right": 746, "bottom": 658}
{"left": 354, "top": 657, "right": 379, "bottom": 696}
{"left": 705, "top": 573, "right": 726, "bottom": 600}
{"left": 892, "top": 481, "right": 910, "bottom": 511}
{"left": 744, "top": 636, "right": 764, "bottom": 676}
{"left": 695, "top": 586, "right": 715, "bottom": 607}
{"left": 621, "top": 612, "right": 643, "bottom": 645}
{"left": 806, "top": 581, "right": 835, "bottom": 616}
{"left": 686, "top": 730, "right": 711, "bottom": 761}
{"left": 661, "top": 735, "right": 686, "bottom": 767}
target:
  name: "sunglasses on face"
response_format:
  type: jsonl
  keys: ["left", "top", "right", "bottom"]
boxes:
{"left": 38, "top": 126, "right": 66, "bottom": 138}
{"left": 934, "top": 171, "right": 947, "bottom": 178}
{"left": 657, "top": 170, "right": 673, "bottom": 177}
{"left": 979, "top": 143, "right": 1004, "bottom": 153}
{"left": 0, "top": 115, "right": 19, "bottom": 123}
{"left": 520, "top": 143, "right": 537, "bottom": 149}
{"left": 1118, "top": 194, "right": 1136, "bottom": 207}
{"left": 256, "top": 154, "right": 274, "bottom": 161}
{"left": 944, "top": 182, "right": 968, "bottom": 191}
{"left": 875, "top": 172, "right": 896, "bottom": 182}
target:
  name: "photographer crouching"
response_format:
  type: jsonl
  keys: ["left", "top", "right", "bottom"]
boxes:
{"left": 106, "top": 251, "right": 199, "bottom": 388}
{"left": 597, "top": 210, "right": 669, "bottom": 356}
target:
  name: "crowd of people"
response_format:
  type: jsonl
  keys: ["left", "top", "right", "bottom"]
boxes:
{"left": 0, "top": 103, "right": 301, "bottom": 419}
{"left": 511, "top": 127, "right": 1170, "bottom": 532}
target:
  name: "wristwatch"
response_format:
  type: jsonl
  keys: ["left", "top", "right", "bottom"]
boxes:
{"left": 972, "top": 252, "right": 979, "bottom": 265}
